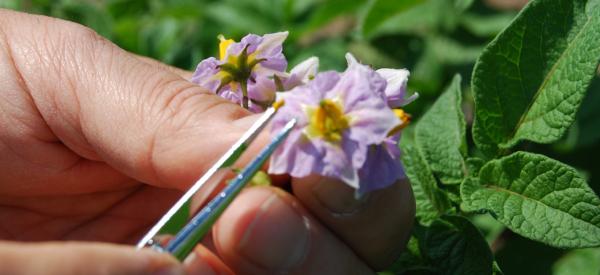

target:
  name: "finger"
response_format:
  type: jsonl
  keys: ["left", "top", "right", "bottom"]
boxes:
{"left": 291, "top": 176, "right": 415, "bottom": 270}
{"left": 0, "top": 10, "right": 267, "bottom": 190}
{"left": 0, "top": 241, "right": 183, "bottom": 275}
{"left": 133, "top": 54, "right": 193, "bottom": 80}
{"left": 213, "top": 186, "right": 374, "bottom": 275}
{"left": 147, "top": 235, "right": 233, "bottom": 275}
{"left": 184, "top": 245, "right": 235, "bottom": 275}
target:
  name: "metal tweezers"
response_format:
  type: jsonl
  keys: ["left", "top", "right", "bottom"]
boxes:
{"left": 136, "top": 107, "right": 296, "bottom": 261}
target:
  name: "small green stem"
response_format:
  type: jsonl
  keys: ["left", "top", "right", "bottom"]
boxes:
{"left": 241, "top": 80, "right": 249, "bottom": 109}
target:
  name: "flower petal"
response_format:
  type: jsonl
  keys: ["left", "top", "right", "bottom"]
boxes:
{"left": 248, "top": 75, "right": 277, "bottom": 102}
{"left": 227, "top": 34, "right": 262, "bottom": 57}
{"left": 219, "top": 89, "right": 242, "bottom": 104}
{"left": 329, "top": 65, "right": 398, "bottom": 145}
{"left": 309, "top": 71, "right": 341, "bottom": 93}
{"left": 341, "top": 53, "right": 387, "bottom": 101}
{"left": 285, "top": 56, "right": 319, "bottom": 89}
{"left": 191, "top": 57, "right": 223, "bottom": 92}
{"left": 345, "top": 52, "right": 359, "bottom": 68}
{"left": 255, "top": 31, "right": 289, "bottom": 58}
{"left": 376, "top": 68, "right": 415, "bottom": 108}
{"left": 357, "top": 138, "right": 405, "bottom": 195}
{"left": 269, "top": 131, "right": 321, "bottom": 177}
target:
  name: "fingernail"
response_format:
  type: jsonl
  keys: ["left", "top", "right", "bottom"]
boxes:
{"left": 184, "top": 252, "right": 217, "bottom": 275}
{"left": 239, "top": 192, "right": 310, "bottom": 271}
{"left": 313, "top": 178, "right": 370, "bottom": 216}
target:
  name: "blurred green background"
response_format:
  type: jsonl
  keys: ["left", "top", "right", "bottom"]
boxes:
{"left": 2, "top": 0, "right": 599, "bottom": 274}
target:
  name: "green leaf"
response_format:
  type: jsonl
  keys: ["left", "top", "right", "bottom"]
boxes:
{"left": 453, "top": 0, "right": 474, "bottom": 12}
{"left": 553, "top": 248, "right": 600, "bottom": 275}
{"left": 361, "top": 0, "right": 424, "bottom": 37}
{"left": 427, "top": 36, "right": 483, "bottom": 65}
{"left": 471, "top": 214, "right": 505, "bottom": 245}
{"left": 574, "top": 76, "right": 600, "bottom": 148}
{"left": 204, "top": 3, "right": 274, "bottom": 34}
{"left": 301, "top": 0, "right": 366, "bottom": 34}
{"left": 472, "top": 0, "right": 600, "bottom": 156}
{"left": 419, "top": 216, "right": 494, "bottom": 275}
{"left": 0, "top": 0, "right": 19, "bottom": 9}
{"left": 401, "top": 145, "right": 453, "bottom": 225}
{"left": 461, "top": 152, "right": 600, "bottom": 248}
{"left": 460, "top": 13, "right": 516, "bottom": 37}
{"left": 492, "top": 261, "right": 504, "bottom": 275}
{"left": 370, "top": 0, "right": 462, "bottom": 38}
{"left": 415, "top": 75, "right": 467, "bottom": 185}
{"left": 466, "top": 157, "right": 486, "bottom": 177}
{"left": 384, "top": 236, "right": 430, "bottom": 274}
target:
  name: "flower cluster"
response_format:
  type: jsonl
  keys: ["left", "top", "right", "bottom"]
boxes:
{"left": 191, "top": 32, "right": 416, "bottom": 196}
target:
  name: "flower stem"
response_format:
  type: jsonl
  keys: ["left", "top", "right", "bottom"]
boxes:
{"left": 241, "top": 80, "right": 249, "bottom": 109}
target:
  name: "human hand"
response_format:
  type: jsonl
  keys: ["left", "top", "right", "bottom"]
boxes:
{"left": 0, "top": 9, "right": 415, "bottom": 275}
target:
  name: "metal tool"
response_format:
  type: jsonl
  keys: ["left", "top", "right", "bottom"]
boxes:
{"left": 136, "top": 106, "right": 296, "bottom": 261}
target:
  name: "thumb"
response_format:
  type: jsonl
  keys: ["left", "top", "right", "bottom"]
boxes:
{"left": 0, "top": 241, "right": 183, "bottom": 275}
{"left": 2, "top": 10, "right": 263, "bottom": 189}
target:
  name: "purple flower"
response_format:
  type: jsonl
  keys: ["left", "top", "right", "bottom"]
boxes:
{"left": 191, "top": 32, "right": 290, "bottom": 111}
{"left": 270, "top": 53, "right": 416, "bottom": 195}
{"left": 268, "top": 66, "right": 401, "bottom": 189}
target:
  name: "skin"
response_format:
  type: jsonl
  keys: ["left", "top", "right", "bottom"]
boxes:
{"left": 0, "top": 9, "right": 415, "bottom": 275}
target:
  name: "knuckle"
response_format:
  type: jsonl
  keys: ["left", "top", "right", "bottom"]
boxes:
{"left": 145, "top": 74, "right": 205, "bottom": 124}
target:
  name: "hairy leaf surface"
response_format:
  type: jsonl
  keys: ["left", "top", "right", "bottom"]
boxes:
{"left": 461, "top": 152, "right": 600, "bottom": 248}
{"left": 416, "top": 75, "right": 467, "bottom": 184}
{"left": 472, "top": 0, "right": 600, "bottom": 156}
{"left": 419, "top": 216, "right": 494, "bottom": 275}
{"left": 401, "top": 145, "right": 452, "bottom": 224}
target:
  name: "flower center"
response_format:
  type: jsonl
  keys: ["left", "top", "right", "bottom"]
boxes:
{"left": 306, "top": 99, "right": 350, "bottom": 142}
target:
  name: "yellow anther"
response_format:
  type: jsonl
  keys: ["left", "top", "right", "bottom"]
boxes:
{"left": 305, "top": 99, "right": 349, "bottom": 142}
{"left": 389, "top": 109, "right": 411, "bottom": 136}
{"left": 393, "top": 109, "right": 410, "bottom": 124}
{"left": 218, "top": 34, "right": 235, "bottom": 61}
{"left": 273, "top": 100, "right": 285, "bottom": 111}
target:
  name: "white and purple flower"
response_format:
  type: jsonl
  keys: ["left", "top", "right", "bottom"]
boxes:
{"left": 191, "top": 32, "right": 319, "bottom": 113}
{"left": 269, "top": 53, "right": 415, "bottom": 195}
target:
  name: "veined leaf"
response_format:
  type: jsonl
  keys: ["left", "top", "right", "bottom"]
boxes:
{"left": 416, "top": 75, "right": 467, "bottom": 184}
{"left": 461, "top": 152, "right": 600, "bottom": 248}
{"left": 472, "top": 0, "right": 600, "bottom": 156}
{"left": 419, "top": 216, "right": 494, "bottom": 275}
{"left": 401, "top": 145, "right": 453, "bottom": 225}
{"left": 466, "top": 157, "right": 486, "bottom": 177}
